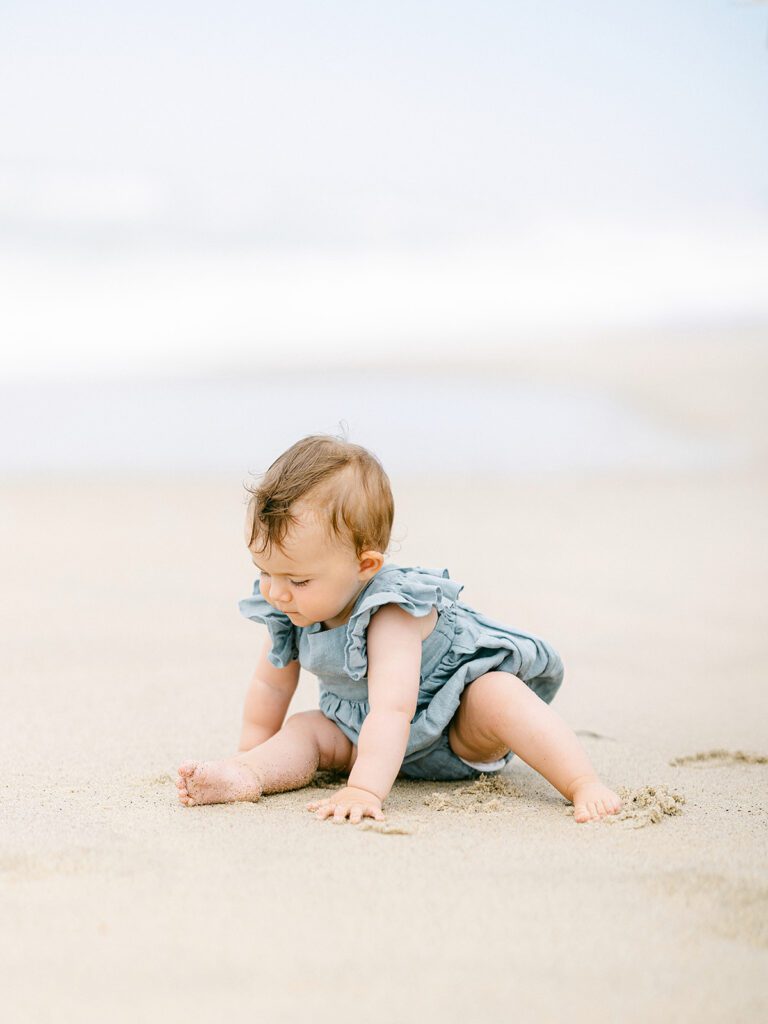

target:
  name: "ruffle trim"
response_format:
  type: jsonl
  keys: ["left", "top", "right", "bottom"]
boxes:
{"left": 238, "top": 582, "right": 299, "bottom": 668}
{"left": 343, "top": 566, "right": 463, "bottom": 681}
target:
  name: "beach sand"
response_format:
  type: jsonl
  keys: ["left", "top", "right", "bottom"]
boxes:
{"left": 1, "top": 332, "right": 767, "bottom": 1022}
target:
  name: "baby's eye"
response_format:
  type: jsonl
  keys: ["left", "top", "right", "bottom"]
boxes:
{"left": 290, "top": 579, "right": 310, "bottom": 588}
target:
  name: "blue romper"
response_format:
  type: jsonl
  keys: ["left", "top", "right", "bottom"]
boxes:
{"left": 239, "top": 564, "right": 564, "bottom": 782}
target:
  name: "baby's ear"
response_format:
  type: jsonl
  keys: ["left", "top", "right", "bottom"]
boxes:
{"left": 359, "top": 550, "right": 385, "bottom": 577}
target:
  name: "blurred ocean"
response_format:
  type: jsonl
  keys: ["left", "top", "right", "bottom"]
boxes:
{"left": 0, "top": 371, "right": 740, "bottom": 476}
{"left": 0, "top": 3, "right": 765, "bottom": 483}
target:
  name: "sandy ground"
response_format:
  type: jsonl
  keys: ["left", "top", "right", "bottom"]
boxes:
{"left": 2, "top": 333, "right": 767, "bottom": 1023}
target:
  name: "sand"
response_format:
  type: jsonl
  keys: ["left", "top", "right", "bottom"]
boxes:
{"left": 2, "top": 331, "right": 767, "bottom": 1022}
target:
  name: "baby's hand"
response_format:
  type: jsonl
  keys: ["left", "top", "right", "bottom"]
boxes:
{"left": 306, "top": 785, "right": 385, "bottom": 825}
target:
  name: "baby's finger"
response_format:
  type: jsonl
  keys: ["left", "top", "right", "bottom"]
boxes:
{"left": 332, "top": 804, "right": 349, "bottom": 824}
{"left": 349, "top": 805, "right": 363, "bottom": 824}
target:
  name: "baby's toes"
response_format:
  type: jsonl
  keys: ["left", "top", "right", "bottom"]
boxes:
{"left": 178, "top": 760, "right": 199, "bottom": 780}
{"left": 175, "top": 767, "right": 198, "bottom": 805}
{"left": 573, "top": 802, "right": 591, "bottom": 823}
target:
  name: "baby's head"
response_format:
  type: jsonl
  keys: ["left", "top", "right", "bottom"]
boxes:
{"left": 245, "top": 435, "right": 394, "bottom": 629}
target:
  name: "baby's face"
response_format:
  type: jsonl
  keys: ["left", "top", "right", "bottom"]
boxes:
{"left": 249, "top": 505, "right": 382, "bottom": 630}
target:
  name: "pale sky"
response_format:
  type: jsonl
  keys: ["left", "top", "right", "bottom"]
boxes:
{"left": 1, "top": 1, "right": 766, "bottom": 376}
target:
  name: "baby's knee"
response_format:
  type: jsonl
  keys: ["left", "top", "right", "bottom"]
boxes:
{"left": 465, "top": 671, "right": 524, "bottom": 710}
{"left": 284, "top": 709, "right": 327, "bottom": 731}
{"left": 284, "top": 710, "right": 354, "bottom": 771}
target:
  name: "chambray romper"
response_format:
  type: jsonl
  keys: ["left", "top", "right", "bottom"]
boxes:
{"left": 239, "top": 565, "right": 564, "bottom": 782}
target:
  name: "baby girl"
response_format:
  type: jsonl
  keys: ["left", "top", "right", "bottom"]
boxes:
{"left": 177, "top": 434, "right": 621, "bottom": 824}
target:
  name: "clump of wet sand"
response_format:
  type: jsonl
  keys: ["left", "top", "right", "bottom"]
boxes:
{"left": 669, "top": 749, "right": 768, "bottom": 767}
{"left": 604, "top": 784, "right": 685, "bottom": 828}
{"left": 358, "top": 819, "right": 419, "bottom": 835}
{"left": 423, "top": 774, "right": 523, "bottom": 814}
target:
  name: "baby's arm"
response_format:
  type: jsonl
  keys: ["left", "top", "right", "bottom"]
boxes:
{"left": 238, "top": 638, "right": 300, "bottom": 752}
{"left": 345, "top": 604, "right": 422, "bottom": 802}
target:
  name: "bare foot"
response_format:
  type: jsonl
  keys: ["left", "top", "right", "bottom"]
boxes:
{"left": 570, "top": 777, "right": 622, "bottom": 823}
{"left": 176, "top": 757, "right": 264, "bottom": 806}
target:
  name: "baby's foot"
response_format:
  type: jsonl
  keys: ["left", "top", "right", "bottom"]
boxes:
{"left": 176, "top": 757, "right": 264, "bottom": 806}
{"left": 570, "top": 777, "right": 622, "bottom": 823}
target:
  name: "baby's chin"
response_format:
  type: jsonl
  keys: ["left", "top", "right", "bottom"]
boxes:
{"left": 288, "top": 611, "right": 331, "bottom": 629}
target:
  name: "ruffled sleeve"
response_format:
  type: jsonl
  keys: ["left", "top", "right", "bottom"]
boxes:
{"left": 344, "top": 566, "right": 463, "bottom": 681}
{"left": 238, "top": 581, "right": 299, "bottom": 668}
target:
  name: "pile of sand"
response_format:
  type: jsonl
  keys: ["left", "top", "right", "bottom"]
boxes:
{"left": 669, "top": 749, "right": 768, "bottom": 767}
{"left": 422, "top": 773, "right": 524, "bottom": 814}
{"left": 605, "top": 784, "right": 686, "bottom": 828}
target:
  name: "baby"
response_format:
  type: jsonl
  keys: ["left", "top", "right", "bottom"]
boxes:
{"left": 177, "top": 434, "right": 621, "bottom": 824}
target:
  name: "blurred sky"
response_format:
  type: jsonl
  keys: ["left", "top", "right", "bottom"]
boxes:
{"left": 1, "top": 0, "right": 767, "bottom": 378}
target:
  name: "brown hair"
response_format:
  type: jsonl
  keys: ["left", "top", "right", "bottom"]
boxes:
{"left": 245, "top": 434, "right": 394, "bottom": 558}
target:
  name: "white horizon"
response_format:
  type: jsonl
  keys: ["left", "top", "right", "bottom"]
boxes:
{"left": 2, "top": 218, "right": 766, "bottom": 379}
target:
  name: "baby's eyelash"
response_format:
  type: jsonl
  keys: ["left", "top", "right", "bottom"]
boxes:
{"left": 258, "top": 572, "right": 309, "bottom": 588}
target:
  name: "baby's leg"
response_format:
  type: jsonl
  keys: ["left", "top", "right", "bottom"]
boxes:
{"left": 448, "top": 672, "right": 621, "bottom": 823}
{"left": 177, "top": 710, "right": 354, "bottom": 807}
